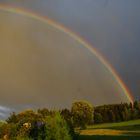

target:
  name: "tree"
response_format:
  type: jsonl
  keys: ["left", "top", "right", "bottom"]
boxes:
{"left": 130, "top": 108, "right": 138, "bottom": 120}
{"left": 6, "top": 112, "right": 18, "bottom": 123}
{"left": 94, "top": 112, "right": 103, "bottom": 124}
{"left": 134, "top": 101, "right": 140, "bottom": 110}
{"left": 44, "top": 112, "right": 72, "bottom": 140}
{"left": 60, "top": 109, "right": 77, "bottom": 139}
{"left": 38, "top": 108, "right": 50, "bottom": 117}
{"left": 71, "top": 101, "right": 94, "bottom": 128}
{"left": 60, "top": 109, "right": 72, "bottom": 122}
{"left": 0, "top": 123, "right": 18, "bottom": 139}
{"left": 123, "top": 106, "right": 130, "bottom": 121}
{"left": 129, "top": 102, "right": 133, "bottom": 109}
{"left": 108, "top": 110, "right": 116, "bottom": 122}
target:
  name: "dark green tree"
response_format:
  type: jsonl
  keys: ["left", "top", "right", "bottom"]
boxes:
{"left": 37, "top": 108, "right": 50, "bottom": 117}
{"left": 6, "top": 112, "right": 18, "bottom": 123}
{"left": 94, "top": 112, "right": 103, "bottom": 124}
{"left": 71, "top": 101, "right": 94, "bottom": 128}
{"left": 108, "top": 110, "right": 116, "bottom": 122}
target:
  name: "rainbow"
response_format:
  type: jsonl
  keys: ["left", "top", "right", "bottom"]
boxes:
{"left": 0, "top": 5, "right": 134, "bottom": 103}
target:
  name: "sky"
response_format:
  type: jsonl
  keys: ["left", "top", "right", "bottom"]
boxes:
{"left": 0, "top": 0, "right": 140, "bottom": 118}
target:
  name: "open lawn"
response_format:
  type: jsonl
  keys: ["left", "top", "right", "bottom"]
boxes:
{"left": 78, "top": 135, "right": 140, "bottom": 140}
{"left": 87, "top": 119, "right": 140, "bottom": 130}
{"left": 78, "top": 119, "right": 140, "bottom": 140}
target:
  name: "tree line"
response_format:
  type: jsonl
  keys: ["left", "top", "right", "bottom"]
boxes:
{"left": 0, "top": 100, "right": 140, "bottom": 140}
{"left": 94, "top": 101, "right": 140, "bottom": 123}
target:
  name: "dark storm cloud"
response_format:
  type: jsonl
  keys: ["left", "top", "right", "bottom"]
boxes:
{"left": 0, "top": 10, "right": 130, "bottom": 118}
{"left": 0, "top": 0, "right": 140, "bottom": 100}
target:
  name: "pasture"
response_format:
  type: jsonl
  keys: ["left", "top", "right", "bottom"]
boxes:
{"left": 78, "top": 119, "right": 140, "bottom": 140}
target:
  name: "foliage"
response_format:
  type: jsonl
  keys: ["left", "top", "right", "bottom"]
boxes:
{"left": 37, "top": 108, "right": 50, "bottom": 117}
{"left": 6, "top": 112, "right": 18, "bottom": 123}
{"left": 44, "top": 112, "right": 72, "bottom": 140}
{"left": 16, "top": 136, "right": 33, "bottom": 140}
{"left": 71, "top": 101, "right": 94, "bottom": 128}
{"left": 60, "top": 109, "right": 77, "bottom": 139}
{"left": 94, "top": 102, "right": 140, "bottom": 123}
{"left": 134, "top": 101, "right": 140, "bottom": 110}
{"left": 60, "top": 108, "right": 72, "bottom": 122}
{"left": 0, "top": 123, "right": 18, "bottom": 139}
{"left": 17, "top": 123, "right": 31, "bottom": 138}
{"left": 94, "top": 112, "right": 103, "bottom": 123}
{"left": 1, "top": 108, "right": 74, "bottom": 140}
{"left": 29, "top": 121, "right": 46, "bottom": 140}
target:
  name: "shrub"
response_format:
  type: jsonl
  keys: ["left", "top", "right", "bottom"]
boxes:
{"left": 44, "top": 112, "right": 72, "bottom": 140}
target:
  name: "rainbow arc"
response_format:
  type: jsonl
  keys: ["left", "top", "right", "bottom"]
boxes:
{"left": 0, "top": 5, "right": 134, "bottom": 103}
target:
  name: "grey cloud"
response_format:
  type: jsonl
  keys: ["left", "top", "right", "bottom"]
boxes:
{"left": 0, "top": 0, "right": 140, "bottom": 103}
{"left": 0, "top": 106, "right": 11, "bottom": 112}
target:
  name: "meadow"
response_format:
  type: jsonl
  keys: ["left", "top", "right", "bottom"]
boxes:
{"left": 78, "top": 119, "right": 140, "bottom": 140}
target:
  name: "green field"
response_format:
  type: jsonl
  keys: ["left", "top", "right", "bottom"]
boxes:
{"left": 87, "top": 119, "right": 140, "bottom": 130}
{"left": 78, "top": 135, "right": 140, "bottom": 140}
{"left": 78, "top": 119, "right": 140, "bottom": 140}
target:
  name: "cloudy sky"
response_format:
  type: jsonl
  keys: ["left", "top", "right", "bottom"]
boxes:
{"left": 0, "top": 0, "right": 140, "bottom": 118}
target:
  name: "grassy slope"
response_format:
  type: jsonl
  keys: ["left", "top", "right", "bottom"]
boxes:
{"left": 78, "top": 135, "right": 140, "bottom": 140}
{"left": 87, "top": 119, "right": 140, "bottom": 130}
{"left": 78, "top": 119, "right": 140, "bottom": 140}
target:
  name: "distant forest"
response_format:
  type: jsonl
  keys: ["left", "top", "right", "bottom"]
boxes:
{"left": 94, "top": 101, "right": 140, "bottom": 123}
{"left": 60, "top": 100, "right": 140, "bottom": 124}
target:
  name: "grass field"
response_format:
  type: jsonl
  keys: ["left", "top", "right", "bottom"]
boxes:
{"left": 78, "top": 119, "right": 140, "bottom": 140}
{"left": 78, "top": 135, "right": 140, "bottom": 140}
{"left": 87, "top": 119, "right": 140, "bottom": 130}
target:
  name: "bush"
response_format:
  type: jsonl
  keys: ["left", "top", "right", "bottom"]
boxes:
{"left": 44, "top": 112, "right": 72, "bottom": 140}
{"left": 0, "top": 123, "right": 18, "bottom": 139}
